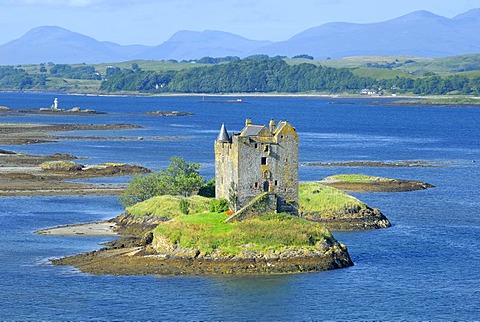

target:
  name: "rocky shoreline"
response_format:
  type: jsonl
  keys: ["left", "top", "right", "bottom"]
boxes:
{"left": 300, "top": 205, "right": 391, "bottom": 231}
{"left": 319, "top": 175, "right": 435, "bottom": 193}
{"left": 0, "top": 150, "right": 149, "bottom": 196}
{"left": 0, "top": 123, "right": 141, "bottom": 145}
{"left": 302, "top": 160, "right": 438, "bottom": 168}
{"left": 48, "top": 220, "right": 353, "bottom": 276}
{"left": 147, "top": 110, "right": 193, "bottom": 116}
{"left": 52, "top": 243, "right": 353, "bottom": 276}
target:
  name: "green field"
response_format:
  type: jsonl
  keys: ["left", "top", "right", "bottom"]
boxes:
{"left": 126, "top": 195, "right": 211, "bottom": 220}
{"left": 154, "top": 211, "right": 333, "bottom": 255}
{"left": 298, "top": 182, "right": 365, "bottom": 215}
{"left": 4, "top": 53, "right": 480, "bottom": 95}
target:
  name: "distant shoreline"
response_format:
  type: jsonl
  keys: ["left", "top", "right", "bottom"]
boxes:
{"left": 2, "top": 89, "right": 479, "bottom": 103}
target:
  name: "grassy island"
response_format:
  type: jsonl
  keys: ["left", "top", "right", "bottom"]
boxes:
{"left": 298, "top": 181, "right": 391, "bottom": 230}
{"left": 54, "top": 210, "right": 353, "bottom": 275}
{"left": 153, "top": 212, "right": 334, "bottom": 256}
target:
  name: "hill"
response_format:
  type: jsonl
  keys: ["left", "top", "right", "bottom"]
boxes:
{"left": 1, "top": 9, "right": 480, "bottom": 64}
{"left": 0, "top": 26, "right": 150, "bottom": 65}
{"left": 137, "top": 30, "right": 273, "bottom": 61}
{"left": 259, "top": 9, "right": 480, "bottom": 59}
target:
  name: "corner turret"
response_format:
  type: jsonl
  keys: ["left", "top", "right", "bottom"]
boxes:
{"left": 216, "top": 123, "right": 230, "bottom": 142}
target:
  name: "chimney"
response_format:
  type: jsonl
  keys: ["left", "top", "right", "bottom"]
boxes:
{"left": 269, "top": 119, "right": 275, "bottom": 132}
{"left": 245, "top": 118, "right": 252, "bottom": 126}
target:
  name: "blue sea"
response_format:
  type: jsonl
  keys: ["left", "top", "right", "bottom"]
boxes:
{"left": 0, "top": 92, "right": 479, "bottom": 320}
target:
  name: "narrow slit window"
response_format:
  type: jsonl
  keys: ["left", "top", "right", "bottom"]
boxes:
{"left": 261, "top": 157, "right": 267, "bottom": 165}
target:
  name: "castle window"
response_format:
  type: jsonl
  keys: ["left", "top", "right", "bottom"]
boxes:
{"left": 263, "top": 170, "right": 271, "bottom": 179}
{"left": 261, "top": 157, "right": 267, "bottom": 165}
{"left": 254, "top": 182, "right": 258, "bottom": 188}
{"left": 254, "top": 143, "right": 258, "bottom": 149}
{"left": 275, "top": 180, "right": 278, "bottom": 186}
{"left": 264, "top": 145, "right": 269, "bottom": 152}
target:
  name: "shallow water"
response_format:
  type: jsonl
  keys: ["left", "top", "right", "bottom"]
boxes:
{"left": 0, "top": 93, "right": 479, "bottom": 320}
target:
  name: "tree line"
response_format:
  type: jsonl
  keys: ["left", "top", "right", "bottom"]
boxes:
{"left": 0, "top": 66, "right": 46, "bottom": 90}
{"left": 1, "top": 57, "right": 479, "bottom": 95}
{"left": 100, "top": 57, "right": 480, "bottom": 95}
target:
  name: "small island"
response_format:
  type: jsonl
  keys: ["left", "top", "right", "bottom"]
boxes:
{"left": 147, "top": 110, "right": 193, "bottom": 116}
{"left": 12, "top": 98, "right": 106, "bottom": 115}
{"left": 37, "top": 119, "right": 434, "bottom": 276}
{"left": 46, "top": 119, "right": 396, "bottom": 276}
{"left": 319, "top": 174, "right": 434, "bottom": 193}
{"left": 0, "top": 151, "right": 150, "bottom": 196}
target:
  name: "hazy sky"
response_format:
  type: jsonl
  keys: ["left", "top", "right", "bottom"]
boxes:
{"left": 0, "top": 0, "right": 479, "bottom": 46}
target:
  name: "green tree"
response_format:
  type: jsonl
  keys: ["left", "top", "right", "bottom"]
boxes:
{"left": 164, "top": 157, "right": 204, "bottom": 196}
{"left": 119, "top": 157, "right": 205, "bottom": 207}
{"left": 198, "top": 178, "right": 215, "bottom": 197}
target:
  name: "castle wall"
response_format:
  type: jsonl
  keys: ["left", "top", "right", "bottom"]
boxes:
{"left": 236, "top": 137, "right": 267, "bottom": 209}
{"left": 214, "top": 141, "right": 237, "bottom": 201}
{"left": 272, "top": 125, "right": 299, "bottom": 214}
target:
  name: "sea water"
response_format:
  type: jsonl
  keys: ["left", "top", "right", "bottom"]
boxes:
{"left": 0, "top": 93, "right": 479, "bottom": 320}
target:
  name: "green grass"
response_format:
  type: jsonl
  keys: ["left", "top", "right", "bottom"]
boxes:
{"left": 323, "top": 174, "right": 384, "bottom": 183}
{"left": 94, "top": 60, "right": 207, "bottom": 74}
{"left": 127, "top": 195, "right": 211, "bottom": 220}
{"left": 406, "top": 97, "right": 480, "bottom": 105}
{"left": 127, "top": 182, "right": 366, "bottom": 223}
{"left": 40, "top": 160, "right": 83, "bottom": 171}
{"left": 351, "top": 67, "right": 413, "bottom": 79}
{"left": 154, "top": 212, "right": 333, "bottom": 255}
{"left": 299, "top": 182, "right": 365, "bottom": 215}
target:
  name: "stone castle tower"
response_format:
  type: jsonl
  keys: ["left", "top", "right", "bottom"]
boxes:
{"left": 214, "top": 118, "right": 299, "bottom": 215}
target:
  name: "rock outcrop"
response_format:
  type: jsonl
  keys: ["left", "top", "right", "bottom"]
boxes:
{"left": 300, "top": 205, "right": 391, "bottom": 231}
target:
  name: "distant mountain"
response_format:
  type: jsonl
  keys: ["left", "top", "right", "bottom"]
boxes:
{"left": 258, "top": 9, "right": 480, "bottom": 58}
{"left": 137, "top": 30, "right": 273, "bottom": 61}
{"left": 0, "top": 26, "right": 150, "bottom": 65}
{"left": 1, "top": 9, "right": 480, "bottom": 65}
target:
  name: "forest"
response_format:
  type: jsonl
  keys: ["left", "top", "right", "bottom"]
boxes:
{"left": 1, "top": 56, "right": 479, "bottom": 95}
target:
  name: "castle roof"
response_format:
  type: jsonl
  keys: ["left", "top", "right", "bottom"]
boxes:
{"left": 240, "top": 125, "right": 268, "bottom": 137}
{"left": 216, "top": 123, "right": 230, "bottom": 142}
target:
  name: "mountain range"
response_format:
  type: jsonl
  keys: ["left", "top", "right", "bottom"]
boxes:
{"left": 1, "top": 9, "right": 480, "bottom": 65}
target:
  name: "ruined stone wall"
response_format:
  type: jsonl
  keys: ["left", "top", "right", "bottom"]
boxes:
{"left": 225, "top": 192, "right": 277, "bottom": 222}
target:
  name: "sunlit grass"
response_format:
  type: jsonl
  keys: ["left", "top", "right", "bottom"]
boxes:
{"left": 323, "top": 174, "right": 383, "bottom": 183}
{"left": 154, "top": 212, "right": 333, "bottom": 255}
{"left": 127, "top": 195, "right": 210, "bottom": 219}
{"left": 299, "top": 182, "right": 365, "bottom": 214}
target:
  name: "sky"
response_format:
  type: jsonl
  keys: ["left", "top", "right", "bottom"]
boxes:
{"left": 0, "top": 0, "right": 479, "bottom": 46}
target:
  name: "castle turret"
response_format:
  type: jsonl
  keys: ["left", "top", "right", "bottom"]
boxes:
{"left": 216, "top": 123, "right": 230, "bottom": 142}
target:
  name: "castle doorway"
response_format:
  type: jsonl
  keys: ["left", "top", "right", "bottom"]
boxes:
{"left": 263, "top": 181, "right": 269, "bottom": 192}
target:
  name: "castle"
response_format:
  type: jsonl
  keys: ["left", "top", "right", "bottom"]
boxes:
{"left": 214, "top": 118, "right": 299, "bottom": 216}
